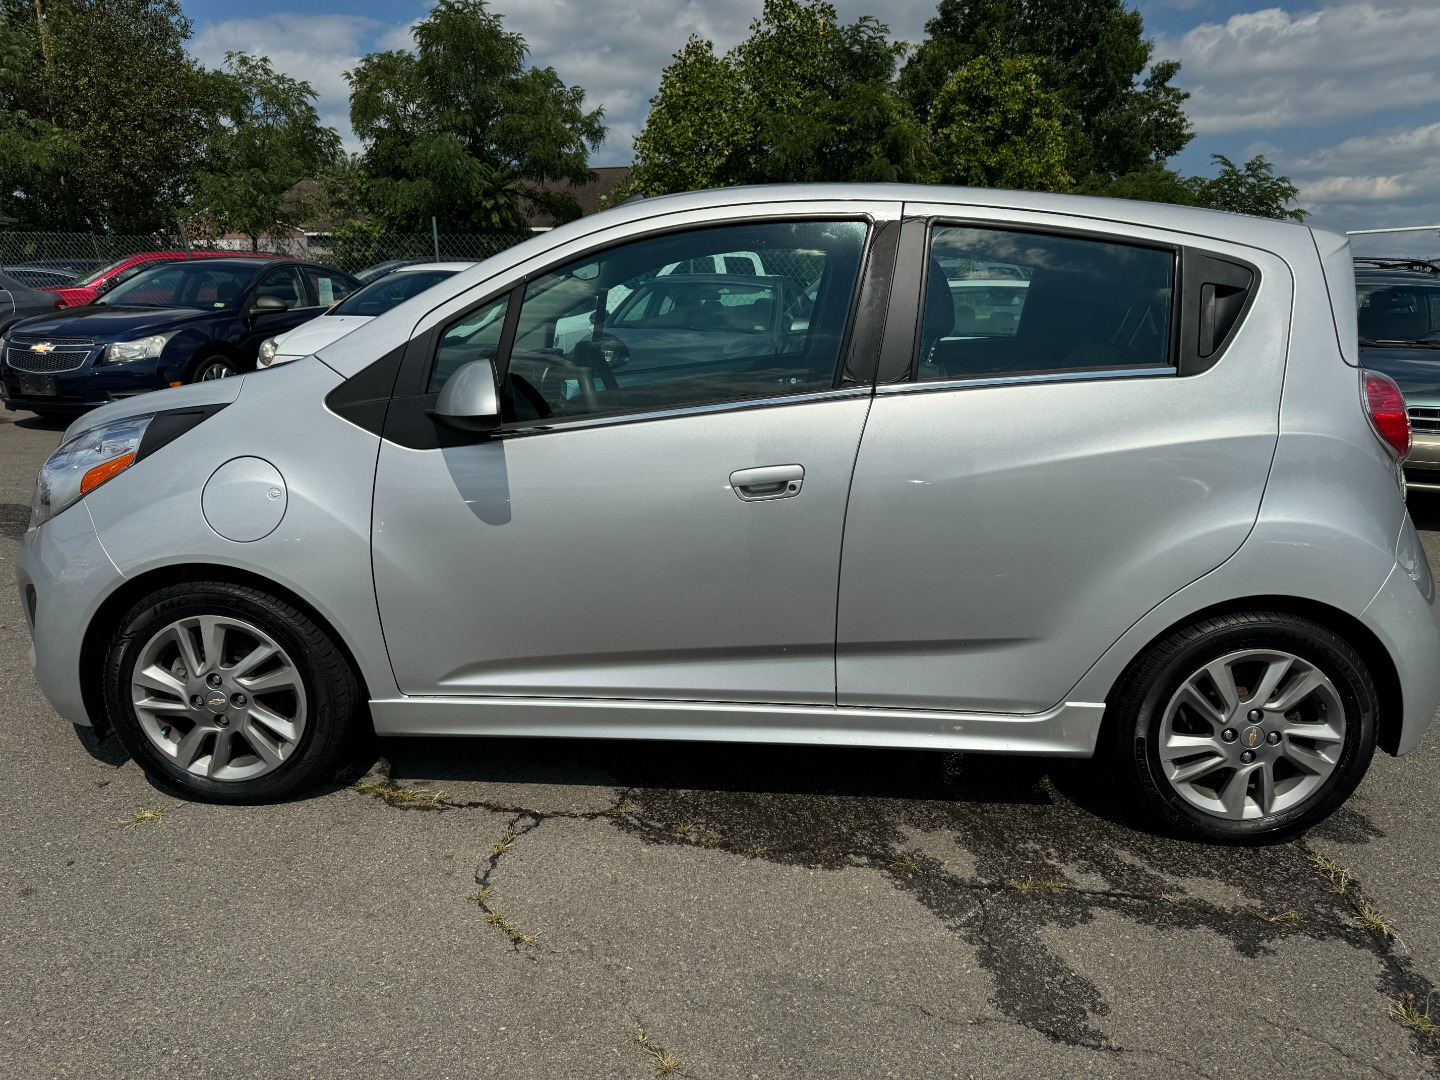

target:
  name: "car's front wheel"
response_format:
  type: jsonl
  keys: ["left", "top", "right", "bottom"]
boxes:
{"left": 103, "top": 581, "right": 363, "bottom": 803}
{"left": 1111, "top": 611, "right": 1378, "bottom": 842}
{"left": 191, "top": 355, "right": 239, "bottom": 382}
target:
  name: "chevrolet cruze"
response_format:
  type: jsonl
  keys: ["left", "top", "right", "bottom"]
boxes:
{"left": 15, "top": 185, "right": 1440, "bottom": 842}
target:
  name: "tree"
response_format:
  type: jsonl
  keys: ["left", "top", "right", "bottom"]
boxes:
{"left": 900, "top": 0, "right": 1192, "bottom": 183}
{"left": 1082, "top": 154, "right": 1308, "bottom": 221}
{"left": 928, "top": 56, "right": 1071, "bottom": 192}
{"left": 631, "top": 0, "right": 930, "bottom": 196}
{"left": 0, "top": 0, "right": 213, "bottom": 231}
{"left": 347, "top": 0, "right": 604, "bottom": 232}
{"left": 194, "top": 54, "right": 344, "bottom": 246}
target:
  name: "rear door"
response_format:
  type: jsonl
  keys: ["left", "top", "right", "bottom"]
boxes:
{"left": 836, "top": 206, "right": 1291, "bottom": 713}
{"left": 371, "top": 206, "right": 898, "bottom": 704}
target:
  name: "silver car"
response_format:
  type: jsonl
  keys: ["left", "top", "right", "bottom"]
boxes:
{"left": 15, "top": 185, "right": 1440, "bottom": 842}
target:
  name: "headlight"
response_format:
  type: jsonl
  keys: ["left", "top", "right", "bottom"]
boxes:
{"left": 258, "top": 337, "right": 278, "bottom": 367}
{"left": 104, "top": 334, "right": 172, "bottom": 363}
{"left": 30, "top": 413, "right": 154, "bottom": 528}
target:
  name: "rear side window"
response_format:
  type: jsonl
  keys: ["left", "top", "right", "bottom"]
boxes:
{"left": 918, "top": 225, "right": 1175, "bottom": 381}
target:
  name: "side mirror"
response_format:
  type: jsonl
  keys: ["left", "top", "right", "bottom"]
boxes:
{"left": 250, "top": 294, "right": 288, "bottom": 315}
{"left": 433, "top": 359, "right": 501, "bottom": 434}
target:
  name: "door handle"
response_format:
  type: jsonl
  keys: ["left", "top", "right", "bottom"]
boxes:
{"left": 730, "top": 464, "right": 804, "bottom": 502}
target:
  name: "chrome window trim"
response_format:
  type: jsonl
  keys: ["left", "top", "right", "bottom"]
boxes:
{"left": 493, "top": 385, "right": 874, "bottom": 440}
{"left": 877, "top": 365, "right": 1176, "bottom": 396}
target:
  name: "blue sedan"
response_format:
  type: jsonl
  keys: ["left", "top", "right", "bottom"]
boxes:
{"left": 0, "top": 257, "right": 356, "bottom": 416}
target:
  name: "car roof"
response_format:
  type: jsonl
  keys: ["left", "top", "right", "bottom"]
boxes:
{"left": 385, "top": 262, "right": 477, "bottom": 273}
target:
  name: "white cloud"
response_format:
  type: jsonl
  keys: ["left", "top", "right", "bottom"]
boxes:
{"left": 190, "top": 14, "right": 382, "bottom": 154}
{"left": 1157, "top": 1, "right": 1440, "bottom": 134}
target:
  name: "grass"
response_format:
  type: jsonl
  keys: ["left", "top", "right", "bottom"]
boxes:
{"left": 745, "top": 845, "right": 770, "bottom": 858}
{"left": 484, "top": 907, "right": 538, "bottom": 947}
{"left": 469, "top": 887, "right": 493, "bottom": 905}
{"left": 1306, "top": 852, "right": 1352, "bottom": 895}
{"left": 1390, "top": 993, "right": 1438, "bottom": 1039}
{"left": 114, "top": 808, "right": 163, "bottom": 829}
{"left": 1007, "top": 876, "right": 1069, "bottom": 893}
{"left": 1354, "top": 899, "right": 1395, "bottom": 940}
{"left": 351, "top": 782, "right": 443, "bottom": 808}
{"left": 491, "top": 828, "right": 517, "bottom": 856}
{"left": 1259, "top": 909, "right": 1304, "bottom": 926}
{"left": 673, "top": 823, "right": 695, "bottom": 837}
{"left": 634, "top": 1024, "right": 683, "bottom": 1076}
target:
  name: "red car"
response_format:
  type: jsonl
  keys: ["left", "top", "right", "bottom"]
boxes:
{"left": 42, "top": 250, "right": 267, "bottom": 309}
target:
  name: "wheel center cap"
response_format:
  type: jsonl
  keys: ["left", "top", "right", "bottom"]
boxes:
{"left": 205, "top": 690, "right": 229, "bottom": 714}
{"left": 1239, "top": 725, "right": 1264, "bottom": 750}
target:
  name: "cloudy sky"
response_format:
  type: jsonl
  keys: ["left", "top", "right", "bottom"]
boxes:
{"left": 183, "top": 0, "right": 1440, "bottom": 253}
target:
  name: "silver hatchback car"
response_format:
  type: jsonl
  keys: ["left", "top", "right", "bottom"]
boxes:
{"left": 16, "top": 185, "right": 1440, "bottom": 842}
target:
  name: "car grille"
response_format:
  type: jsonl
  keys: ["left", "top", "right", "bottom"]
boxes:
{"left": 5, "top": 344, "right": 92, "bottom": 373}
{"left": 8, "top": 334, "right": 94, "bottom": 348}
{"left": 1409, "top": 407, "right": 1440, "bottom": 434}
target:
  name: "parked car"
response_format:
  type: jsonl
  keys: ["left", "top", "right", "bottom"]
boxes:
{"left": 1354, "top": 257, "right": 1440, "bottom": 491}
{"left": 0, "top": 270, "right": 65, "bottom": 333}
{"left": 258, "top": 262, "right": 472, "bottom": 368}
{"left": 2, "top": 258, "right": 106, "bottom": 290}
{"left": 0, "top": 256, "right": 357, "bottom": 415}
{"left": 352, "top": 258, "right": 430, "bottom": 285}
{"left": 15, "top": 186, "right": 1440, "bottom": 844}
{"left": 41, "top": 250, "right": 248, "bottom": 309}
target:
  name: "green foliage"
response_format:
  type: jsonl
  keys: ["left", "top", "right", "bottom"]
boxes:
{"left": 900, "top": 0, "right": 1192, "bottom": 182}
{"left": 347, "top": 0, "right": 604, "bottom": 232}
{"left": 632, "top": 0, "right": 929, "bottom": 196}
{"left": 0, "top": 0, "right": 213, "bottom": 231}
{"left": 1083, "top": 154, "right": 1308, "bottom": 221}
{"left": 928, "top": 56, "right": 1071, "bottom": 192}
{"left": 194, "top": 54, "right": 343, "bottom": 244}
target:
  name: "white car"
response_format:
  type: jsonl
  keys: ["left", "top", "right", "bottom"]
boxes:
{"left": 258, "top": 262, "right": 474, "bottom": 368}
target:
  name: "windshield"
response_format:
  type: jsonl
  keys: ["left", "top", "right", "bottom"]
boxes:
{"left": 331, "top": 269, "right": 458, "bottom": 317}
{"left": 77, "top": 257, "right": 145, "bottom": 288}
{"left": 1357, "top": 283, "right": 1440, "bottom": 343}
{"left": 101, "top": 263, "right": 256, "bottom": 309}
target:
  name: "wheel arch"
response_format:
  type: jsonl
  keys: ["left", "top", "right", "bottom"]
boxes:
{"left": 183, "top": 341, "right": 248, "bottom": 380}
{"left": 80, "top": 563, "right": 375, "bottom": 739}
{"left": 1099, "top": 595, "right": 1403, "bottom": 757}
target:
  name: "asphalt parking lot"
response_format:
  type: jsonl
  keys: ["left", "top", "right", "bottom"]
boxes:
{"left": 4, "top": 408, "right": 1440, "bottom": 1079}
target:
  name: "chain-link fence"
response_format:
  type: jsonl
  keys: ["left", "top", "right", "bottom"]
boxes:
{"left": 0, "top": 230, "right": 537, "bottom": 282}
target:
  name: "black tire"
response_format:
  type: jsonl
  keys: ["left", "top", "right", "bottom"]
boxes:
{"left": 1110, "top": 611, "right": 1378, "bottom": 843}
{"left": 103, "top": 581, "right": 363, "bottom": 803}
{"left": 189, "top": 353, "right": 240, "bottom": 382}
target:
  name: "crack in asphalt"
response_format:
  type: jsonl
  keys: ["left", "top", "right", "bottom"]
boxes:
{"left": 350, "top": 750, "right": 1440, "bottom": 1072}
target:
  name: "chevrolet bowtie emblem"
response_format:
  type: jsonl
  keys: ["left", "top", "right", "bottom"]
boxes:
{"left": 30, "top": 342, "right": 56, "bottom": 354}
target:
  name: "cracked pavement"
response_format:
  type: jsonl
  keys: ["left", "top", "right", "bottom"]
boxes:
{"left": 4, "top": 411, "right": 1440, "bottom": 1078}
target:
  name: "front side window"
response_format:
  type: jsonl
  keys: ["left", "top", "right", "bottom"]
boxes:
{"left": 429, "top": 296, "right": 510, "bottom": 393}
{"left": 919, "top": 225, "right": 1175, "bottom": 381}
{"left": 102, "top": 263, "right": 258, "bottom": 309}
{"left": 255, "top": 267, "right": 307, "bottom": 309}
{"left": 305, "top": 268, "right": 356, "bottom": 308}
{"left": 456, "top": 219, "right": 867, "bottom": 424}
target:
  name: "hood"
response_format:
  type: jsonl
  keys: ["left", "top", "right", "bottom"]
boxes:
{"left": 274, "top": 314, "right": 374, "bottom": 359}
{"left": 8, "top": 304, "right": 219, "bottom": 340}
{"left": 62, "top": 373, "right": 248, "bottom": 441}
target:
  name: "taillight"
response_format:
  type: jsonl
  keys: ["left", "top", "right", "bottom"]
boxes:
{"left": 1363, "top": 369, "right": 1410, "bottom": 459}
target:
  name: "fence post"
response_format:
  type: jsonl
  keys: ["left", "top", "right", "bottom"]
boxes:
{"left": 432, "top": 217, "right": 440, "bottom": 261}
{"left": 176, "top": 218, "right": 193, "bottom": 258}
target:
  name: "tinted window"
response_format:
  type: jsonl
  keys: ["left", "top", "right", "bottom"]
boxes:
{"left": 429, "top": 296, "right": 510, "bottom": 393}
{"left": 1357, "top": 284, "right": 1440, "bottom": 343}
{"left": 334, "top": 270, "right": 456, "bottom": 318}
{"left": 256, "top": 267, "right": 307, "bottom": 308}
{"left": 460, "top": 220, "right": 866, "bottom": 423}
{"left": 919, "top": 225, "right": 1175, "bottom": 380}
{"left": 102, "top": 263, "right": 257, "bottom": 309}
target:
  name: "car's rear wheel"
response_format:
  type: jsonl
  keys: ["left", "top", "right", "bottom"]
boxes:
{"left": 1111, "top": 611, "right": 1378, "bottom": 842}
{"left": 103, "top": 581, "right": 363, "bottom": 803}
{"left": 191, "top": 355, "right": 238, "bottom": 382}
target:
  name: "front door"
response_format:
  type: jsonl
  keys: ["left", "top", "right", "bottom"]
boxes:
{"left": 371, "top": 215, "right": 885, "bottom": 704}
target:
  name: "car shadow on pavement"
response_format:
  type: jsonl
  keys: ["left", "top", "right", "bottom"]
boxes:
{"left": 4, "top": 412, "right": 70, "bottom": 430}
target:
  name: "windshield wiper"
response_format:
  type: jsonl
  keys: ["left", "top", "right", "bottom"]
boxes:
{"left": 1361, "top": 338, "right": 1440, "bottom": 349}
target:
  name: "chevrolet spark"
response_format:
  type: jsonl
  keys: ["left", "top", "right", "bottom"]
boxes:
{"left": 16, "top": 185, "right": 1440, "bottom": 842}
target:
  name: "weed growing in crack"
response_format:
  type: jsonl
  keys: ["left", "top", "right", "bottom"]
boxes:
{"left": 1306, "top": 852, "right": 1352, "bottom": 895}
{"left": 491, "top": 828, "right": 517, "bottom": 856}
{"left": 893, "top": 855, "right": 921, "bottom": 872}
{"left": 673, "top": 822, "right": 695, "bottom": 837}
{"left": 1354, "top": 900, "right": 1394, "bottom": 941}
{"left": 634, "top": 1023, "right": 683, "bottom": 1076}
{"left": 745, "top": 845, "right": 770, "bottom": 858}
{"left": 612, "top": 805, "right": 638, "bottom": 816}
{"left": 484, "top": 908, "right": 538, "bottom": 948}
{"left": 470, "top": 888, "right": 494, "bottom": 905}
{"left": 114, "top": 808, "right": 163, "bottom": 829}
{"left": 351, "top": 782, "right": 443, "bottom": 808}
{"left": 1259, "top": 910, "right": 1304, "bottom": 926}
{"left": 1391, "top": 993, "right": 1438, "bottom": 1040}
